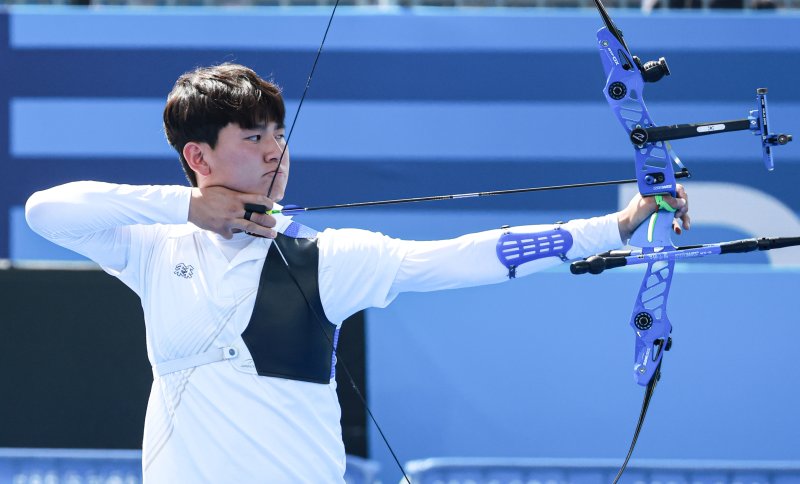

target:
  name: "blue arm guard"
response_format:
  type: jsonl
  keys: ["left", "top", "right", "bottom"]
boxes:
{"left": 495, "top": 225, "right": 574, "bottom": 279}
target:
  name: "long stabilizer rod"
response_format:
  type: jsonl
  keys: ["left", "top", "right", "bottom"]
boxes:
{"left": 570, "top": 236, "right": 800, "bottom": 275}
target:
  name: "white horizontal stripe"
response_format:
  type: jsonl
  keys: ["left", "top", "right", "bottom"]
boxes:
{"left": 10, "top": 7, "right": 800, "bottom": 51}
{"left": 11, "top": 97, "right": 800, "bottom": 162}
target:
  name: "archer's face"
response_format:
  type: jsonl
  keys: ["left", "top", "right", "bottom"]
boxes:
{"left": 202, "top": 121, "right": 289, "bottom": 202}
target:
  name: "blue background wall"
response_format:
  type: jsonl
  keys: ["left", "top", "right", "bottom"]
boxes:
{"left": 2, "top": 6, "right": 799, "bottom": 482}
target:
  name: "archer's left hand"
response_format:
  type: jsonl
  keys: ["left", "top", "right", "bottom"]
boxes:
{"left": 617, "top": 184, "right": 691, "bottom": 243}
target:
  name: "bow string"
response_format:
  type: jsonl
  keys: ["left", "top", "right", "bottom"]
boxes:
{"left": 264, "top": 3, "right": 413, "bottom": 483}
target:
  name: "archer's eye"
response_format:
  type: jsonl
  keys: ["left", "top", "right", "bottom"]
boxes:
{"left": 275, "top": 133, "right": 286, "bottom": 143}
{"left": 246, "top": 134, "right": 262, "bottom": 142}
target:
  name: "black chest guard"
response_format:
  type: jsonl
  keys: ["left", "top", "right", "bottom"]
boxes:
{"left": 241, "top": 234, "right": 337, "bottom": 384}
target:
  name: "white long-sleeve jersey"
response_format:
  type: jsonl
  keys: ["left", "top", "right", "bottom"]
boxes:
{"left": 25, "top": 181, "right": 622, "bottom": 483}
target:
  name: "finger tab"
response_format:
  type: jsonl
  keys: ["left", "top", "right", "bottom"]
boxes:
{"left": 244, "top": 203, "right": 268, "bottom": 214}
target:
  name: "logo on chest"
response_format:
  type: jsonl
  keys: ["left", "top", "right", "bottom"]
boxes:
{"left": 174, "top": 263, "right": 195, "bottom": 279}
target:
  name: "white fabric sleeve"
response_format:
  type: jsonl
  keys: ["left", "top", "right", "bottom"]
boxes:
{"left": 317, "top": 213, "right": 621, "bottom": 322}
{"left": 390, "top": 213, "right": 622, "bottom": 294}
{"left": 317, "top": 228, "right": 409, "bottom": 323}
{"left": 25, "top": 181, "right": 192, "bottom": 273}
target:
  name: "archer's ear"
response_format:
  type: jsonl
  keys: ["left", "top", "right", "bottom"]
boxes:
{"left": 183, "top": 142, "right": 211, "bottom": 178}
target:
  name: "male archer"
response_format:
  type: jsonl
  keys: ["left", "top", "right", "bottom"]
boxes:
{"left": 25, "top": 63, "right": 689, "bottom": 482}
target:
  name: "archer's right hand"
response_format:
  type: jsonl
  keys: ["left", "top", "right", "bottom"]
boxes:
{"left": 188, "top": 186, "right": 277, "bottom": 239}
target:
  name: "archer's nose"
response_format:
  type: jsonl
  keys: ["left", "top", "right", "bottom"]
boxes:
{"left": 265, "top": 138, "right": 282, "bottom": 163}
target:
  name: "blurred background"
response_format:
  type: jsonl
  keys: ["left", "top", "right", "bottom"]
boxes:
{"left": 0, "top": 2, "right": 798, "bottom": 483}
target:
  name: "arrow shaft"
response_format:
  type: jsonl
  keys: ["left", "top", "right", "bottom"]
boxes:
{"left": 276, "top": 172, "right": 689, "bottom": 214}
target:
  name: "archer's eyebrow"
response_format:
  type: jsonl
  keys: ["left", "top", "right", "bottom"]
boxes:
{"left": 251, "top": 122, "right": 285, "bottom": 131}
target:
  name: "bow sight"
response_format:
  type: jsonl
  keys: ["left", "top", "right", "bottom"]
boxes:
{"left": 628, "top": 88, "right": 792, "bottom": 171}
